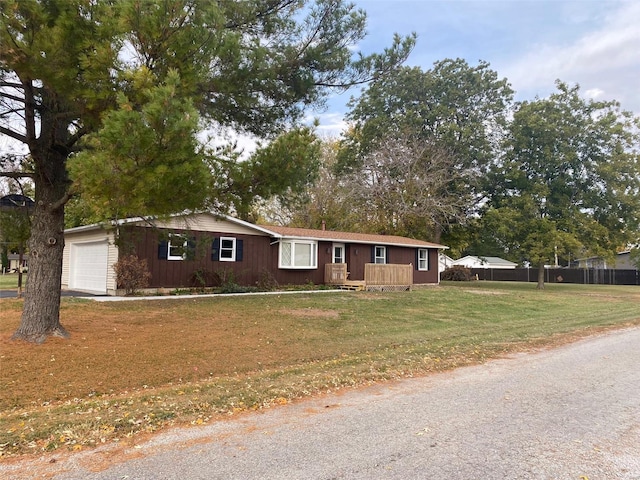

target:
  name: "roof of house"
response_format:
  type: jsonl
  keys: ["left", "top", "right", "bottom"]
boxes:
{"left": 64, "top": 212, "right": 447, "bottom": 250}
{"left": 0, "top": 194, "right": 34, "bottom": 210}
{"left": 454, "top": 255, "right": 518, "bottom": 267}
{"left": 262, "top": 225, "right": 446, "bottom": 249}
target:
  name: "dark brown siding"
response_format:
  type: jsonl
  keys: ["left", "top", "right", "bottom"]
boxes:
{"left": 120, "top": 227, "right": 440, "bottom": 288}
{"left": 412, "top": 248, "right": 440, "bottom": 284}
{"left": 123, "top": 226, "right": 275, "bottom": 289}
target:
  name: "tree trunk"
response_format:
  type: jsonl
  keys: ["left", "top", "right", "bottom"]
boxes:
{"left": 11, "top": 152, "right": 69, "bottom": 344}
{"left": 536, "top": 263, "right": 545, "bottom": 290}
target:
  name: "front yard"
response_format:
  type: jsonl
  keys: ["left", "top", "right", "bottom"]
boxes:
{"left": 1, "top": 281, "right": 639, "bottom": 457}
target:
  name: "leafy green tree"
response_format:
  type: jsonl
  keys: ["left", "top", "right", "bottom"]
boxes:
{"left": 68, "top": 69, "right": 211, "bottom": 221}
{"left": 0, "top": 0, "right": 414, "bottom": 342}
{"left": 210, "top": 126, "right": 322, "bottom": 221}
{"left": 482, "top": 82, "right": 640, "bottom": 288}
{"left": 338, "top": 59, "right": 513, "bottom": 242}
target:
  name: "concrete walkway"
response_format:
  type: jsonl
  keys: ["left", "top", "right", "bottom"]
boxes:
{"left": 0, "top": 288, "right": 346, "bottom": 301}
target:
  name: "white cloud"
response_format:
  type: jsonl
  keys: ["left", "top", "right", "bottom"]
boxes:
{"left": 306, "top": 112, "right": 349, "bottom": 138}
{"left": 502, "top": 2, "right": 640, "bottom": 112}
{"left": 584, "top": 88, "right": 605, "bottom": 100}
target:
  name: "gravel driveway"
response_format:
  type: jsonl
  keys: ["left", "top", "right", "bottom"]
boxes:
{"left": 4, "top": 327, "right": 640, "bottom": 480}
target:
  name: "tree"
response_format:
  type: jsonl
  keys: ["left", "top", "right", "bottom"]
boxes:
{"left": 340, "top": 133, "right": 470, "bottom": 238}
{"left": 282, "top": 137, "right": 364, "bottom": 230}
{"left": 338, "top": 59, "right": 513, "bottom": 242}
{"left": 0, "top": 0, "right": 415, "bottom": 343}
{"left": 482, "top": 82, "right": 640, "bottom": 289}
{"left": 0, "top": 206, "right": 31, "bottom": 295}
{"left": 210, "top": 126, "right": 322, "bottom": 222}
{"left": 0, "top": 185, "right": 33, "bottom": 296}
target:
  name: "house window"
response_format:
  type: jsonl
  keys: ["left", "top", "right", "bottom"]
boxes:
{"left": 219, "top": 237, "right": 236, "bottom": 262}
{"left": 167, "top": 235, "right": 188, "bottom": 260}
{"left": 333, "top": 243, "right": 345, "bottom": 264}
{"left": 417, "top": 248, "right": 429, "bottom": 271}
{"left": 374, "top": 246, "right": 387, "bottom": 264}
{"left": 279, "top": 240, "right": 317, "bottom": 269}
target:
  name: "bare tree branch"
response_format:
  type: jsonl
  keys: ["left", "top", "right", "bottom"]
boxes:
{"left": 0, "top": 171, "right": 35, "bottom": 179}
{"left": 0, "top": 125, "right": 27, "bottom": 144}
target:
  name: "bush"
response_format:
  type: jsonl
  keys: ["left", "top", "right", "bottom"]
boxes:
{"left": 441, "top": 265, "right": 474, "bottom": 281}
{"left": 113, "top": 255, "right": 152, "bottom": 295}
{"left": 257, "top": 269, "right": 279, "bottom": 291}
{"left": 190, "top": 269, "right": 217, "bottom": 290}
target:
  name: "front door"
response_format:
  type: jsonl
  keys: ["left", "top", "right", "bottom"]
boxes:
{"left": 333, "top": 243, "right": 345, "bottom": 264}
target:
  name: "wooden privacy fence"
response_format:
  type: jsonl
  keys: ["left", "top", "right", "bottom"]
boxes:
{"left": 364, "top": 263, "right": 413, "bottom": 291}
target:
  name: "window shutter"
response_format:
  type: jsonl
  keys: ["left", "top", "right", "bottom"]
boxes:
{"left": 236, "top": 239, "right": 243, "bottom": 261}
{"left": 386, "top": 248, "right": 389, "bottom": 264}
{"left": 211, "top": 237, "right": 220, "bottom": 261}
{"left": 415, "top": 249, "right": 419, "bottom": 270}
{"left": 371, "top": 246, "right": 375, "bottom": 263}
{"left": 186, "top": 237, "right": 196, "bottom": 260}
{"left": 158, "top": 240, "right": 168, "bottom": 260}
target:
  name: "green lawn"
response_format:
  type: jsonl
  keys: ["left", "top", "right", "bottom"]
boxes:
{"left": 1, "top": 281, "right": 639, "bottom": 457}
{"left": 0, "top": 273, "right": 21, "bottom": 290}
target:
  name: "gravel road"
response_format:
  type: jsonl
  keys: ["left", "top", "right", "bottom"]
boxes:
{"left": 4, "top": 326, "right": 640, "bottom": 480}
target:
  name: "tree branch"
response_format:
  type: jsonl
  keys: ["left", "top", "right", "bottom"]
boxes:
{"left": 0, "top": 171, "right": 35, "bottom": 179}
{"left": 0, "top": 125, "right": 27, "bottom": 144}
{"left": 49, "top": 192, "right": 72, "bottom": 212}
{"left": 0, "top": 91, "right": 27, "bottom": 104}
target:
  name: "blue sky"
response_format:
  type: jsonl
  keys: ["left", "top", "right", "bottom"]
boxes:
{"left": 313, "top": 0, "right": 640, "bottom": 135}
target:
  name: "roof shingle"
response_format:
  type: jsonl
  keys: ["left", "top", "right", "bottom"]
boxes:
{"left": 261, "top": 225, "right": 446, "bottom": 249}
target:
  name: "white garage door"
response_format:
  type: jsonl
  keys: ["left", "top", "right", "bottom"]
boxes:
{"left": 70, "top": 241, "right": 109, "bottom": 294}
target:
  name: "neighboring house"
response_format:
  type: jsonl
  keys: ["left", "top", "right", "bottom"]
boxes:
{"left": 62, "top": 212, "right": 447, "bottom": 295}
{"left": 452, "top": 255, "right": 518, "bottom": 269}
{"left": 0, "top": 194, "right": 35, "bottom": 211}
{"left": 574, "top": 251, "right": 637, "bottom": 270}
{"left": 7, "top": 253, "right": 28, "bottom": 272}
{"left": 439, "top": 253, "right": 455, "bottom": 275}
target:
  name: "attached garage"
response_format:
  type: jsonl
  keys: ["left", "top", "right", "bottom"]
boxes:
{"left": 69, "top": 241, "right": 110, "bottom": 294}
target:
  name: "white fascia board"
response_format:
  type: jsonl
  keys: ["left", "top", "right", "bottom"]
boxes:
{"left": 221, "top": 215, "right": 285, "bottom": 237}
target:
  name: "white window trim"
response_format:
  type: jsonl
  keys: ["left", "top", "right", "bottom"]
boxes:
{"left": 279, "top": 239, "right": 318, "bottom": 269}
{"left": 167, "top": 235, "right": 188, "bottom": 261}
{"left": 374, "top": 245, "right": 387, "bottom": 264}
{"left": 418, "top": 248, "right": 429, "bottom": 271}
{"left": 219, "top": 236, "right": 236, "bottom": 262}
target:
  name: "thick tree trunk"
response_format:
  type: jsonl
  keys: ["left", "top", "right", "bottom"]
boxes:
{"left": 536, "top": 263, "right": 545, "bottom": 290}
{"left": 11, "top": 153, "right": 69, "bottom": 344}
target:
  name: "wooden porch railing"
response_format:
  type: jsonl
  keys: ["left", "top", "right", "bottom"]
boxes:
{"left": 325, "top": 263, "right": 413, "bottom": 291}
{"left": 324, "top": 263, "right": 349, "bottom": 284}
{"left": 364, "top": 263, "right": 413, "bottom": 290}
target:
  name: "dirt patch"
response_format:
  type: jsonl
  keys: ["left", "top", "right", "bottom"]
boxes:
{"left": 280, "top": 308, "right": 340, "bottom": 319}
{"left": 464, "top": 290, "right": 507, "bottom": 295}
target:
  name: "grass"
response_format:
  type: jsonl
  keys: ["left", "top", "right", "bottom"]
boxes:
{"left": 1, "top": 281, "right": 639, "bottom": 457}
{"left": 0, "top": 273, "right": 20, "bottom": 290}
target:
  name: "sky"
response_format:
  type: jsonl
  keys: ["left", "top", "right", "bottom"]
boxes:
{"left": 311, "top": 0, "right": 640, "bottom": 136}
{"left": 1, "top": 0, "right": 638, "bottom": 160}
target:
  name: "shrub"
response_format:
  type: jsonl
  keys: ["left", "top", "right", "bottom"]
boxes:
{"left": 441, "top": 265, "right": 474, "bottom": 281}
{"left": 113, "top": 255, "right": 152, "bottom": 295}
{"left": 257, "top": 269, "right": 279, "bottom": 291}
{"left": 190, "top": 269, "right": 217, "bottom": 290}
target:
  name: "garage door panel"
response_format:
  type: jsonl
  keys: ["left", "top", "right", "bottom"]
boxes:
{"left": 70, "top": 242, "right": 108, "bottom": 294}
